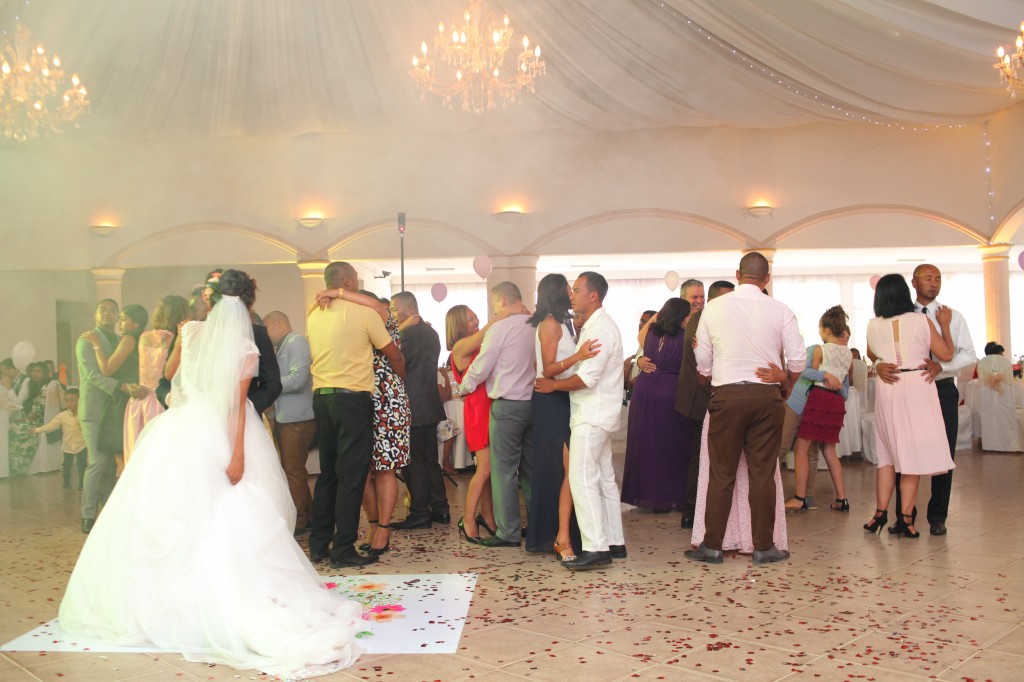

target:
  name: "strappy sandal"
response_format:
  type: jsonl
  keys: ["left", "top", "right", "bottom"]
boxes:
{"left": 358, "top": 519, "right": 378, "bottom": 552}
{"left": 553, "top": 538, "right": 576, "bottom": 563}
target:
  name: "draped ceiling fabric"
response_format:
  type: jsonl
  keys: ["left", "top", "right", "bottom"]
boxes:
{"left": 0, "top": 0, "right": 1020, "bottom": 139}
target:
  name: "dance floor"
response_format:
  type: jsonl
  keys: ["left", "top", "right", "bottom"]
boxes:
{"left": 1, "top": 444, "right": 1022, "bottom": 681}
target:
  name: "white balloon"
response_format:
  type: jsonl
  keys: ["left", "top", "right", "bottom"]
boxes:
{"left": 12, "top": 341, "right": 35, "bottom": 370}
{"left": 664, "top": 271, "right": 680, "bottom": 292}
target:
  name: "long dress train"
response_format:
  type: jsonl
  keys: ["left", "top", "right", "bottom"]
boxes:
{"left": 59, "top": 300, "right": 362, "bottom": 680}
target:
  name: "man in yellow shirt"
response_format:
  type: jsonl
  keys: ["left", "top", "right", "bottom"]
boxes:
{"left": 307, "top": 262, "right": 404, "bottom": 569}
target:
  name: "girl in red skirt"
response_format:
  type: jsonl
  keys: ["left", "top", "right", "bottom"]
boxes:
{"left": 786, "top": 306, "right": 853, "bottom": 512}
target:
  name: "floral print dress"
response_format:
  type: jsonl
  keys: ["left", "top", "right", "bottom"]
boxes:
{"left": 371, "top": 314, "right": 411, "bottom": 471}
{"left": 8, "top": 388, "right": 45, "bottom": 476}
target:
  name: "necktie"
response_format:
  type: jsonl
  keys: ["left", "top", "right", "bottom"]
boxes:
{"left": 922, "top": 306, "right": 928, "bottom": 315}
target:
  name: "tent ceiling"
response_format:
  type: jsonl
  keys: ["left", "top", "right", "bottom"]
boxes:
{"left": 1, "top": 0, "right": 1021, "bottom": 140}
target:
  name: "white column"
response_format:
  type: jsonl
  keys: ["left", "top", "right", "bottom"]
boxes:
{"left": 485, "top": 255, "right": 539, "bottom": 318}
{"left": 295, "top": 260, "right": 330, "bottom": 334}
{"left": 91, "top": 268, "right": 125, "bottom": 306}
{"left": 980, "top": 243, "right": 1012, "bottom": 347}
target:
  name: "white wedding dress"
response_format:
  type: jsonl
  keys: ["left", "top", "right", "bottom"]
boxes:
{"left": 59, "top": 297, "right": 362, "bottom": 680}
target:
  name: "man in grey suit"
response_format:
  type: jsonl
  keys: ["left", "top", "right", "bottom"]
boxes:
{"left": 78, "top": 299, "right": 147, "bottom": 533}
{"left": 264, "top": 310, "right": 316, "bottom": 535}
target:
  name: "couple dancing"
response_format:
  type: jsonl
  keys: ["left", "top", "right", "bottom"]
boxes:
{"left": 59, "top": 270, "right": 363, "bottom": 679}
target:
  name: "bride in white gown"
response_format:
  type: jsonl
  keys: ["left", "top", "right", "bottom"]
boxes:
{"left": 59, "top": 270, "right": 363, "bottom": 680}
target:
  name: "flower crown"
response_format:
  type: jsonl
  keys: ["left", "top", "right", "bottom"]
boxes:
{"left": 201, "top": 271, "right": 223, "bottom": 307}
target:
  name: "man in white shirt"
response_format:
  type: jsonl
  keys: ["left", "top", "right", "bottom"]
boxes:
{"left": 535, "top": 271, "right": 624, "bottom": 571}
{"left": 878, "top": 264, "right": 975, "bottom": 536}
{"left": 686, "top": 252, "right": 805, "bottom": 565}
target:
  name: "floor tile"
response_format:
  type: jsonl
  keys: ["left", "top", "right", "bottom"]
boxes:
{"left": 500, "top": 642, "right": 655, "bottom": 681}
{"left": 1, "top": 446, "right": 1021, "bottom": 680}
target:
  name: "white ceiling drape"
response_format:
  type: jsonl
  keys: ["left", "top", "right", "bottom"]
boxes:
{"left": 0, "top": 0, "right": 1020, "bottom": 139}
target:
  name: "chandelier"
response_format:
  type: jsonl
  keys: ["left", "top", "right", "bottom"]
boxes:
{"left": 409, "top": 0, "right": 545, "bottom": 114}
{"left": 0, "top": 25, "right": 88, "bottom": 141}
{"left": 994, "top": 21, "right": 1024, "bottom": 97}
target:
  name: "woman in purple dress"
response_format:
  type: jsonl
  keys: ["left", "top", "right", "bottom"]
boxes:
{"left": 620, "top": 297, "right": 692, "bottom": 511}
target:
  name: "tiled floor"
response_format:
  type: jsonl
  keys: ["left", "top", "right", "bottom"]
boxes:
{"left": 1, "top": 444, "right": 1022, "bottom": 681}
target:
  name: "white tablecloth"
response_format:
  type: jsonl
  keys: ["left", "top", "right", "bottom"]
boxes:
{"left": 836, "top": 387, "right": 862, "bottom": 457}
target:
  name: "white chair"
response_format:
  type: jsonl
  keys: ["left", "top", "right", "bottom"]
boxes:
{"left": 976, "top": 355, "right": 1022, "bottom": 452}
{"left": 836, "top": 387, "right": 862, "bottom": 457}
{"left": 851, "top": 359, "right": 868, "bottom": 410}
{"left": 956, "top": 404, "right": 973, "bottom": 451}
{"left": 860, "top": 413, "right": 877, "bottom": 464}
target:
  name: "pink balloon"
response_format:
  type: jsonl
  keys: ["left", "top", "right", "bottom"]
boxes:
{"left": 1018, "top": 251, "right": 1024, "bottom": 272}
{"left": 430, "top": 282, "right": 448, "bottom": 303}
{"left": 869, "top": 275, "right": 881, "bottom": 290}
{"left": 472, "top": 255, "right": 493, "bottom": 279}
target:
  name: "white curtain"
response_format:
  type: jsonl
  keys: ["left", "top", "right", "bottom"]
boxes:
{"left": 396, "top": 282, "right": 488, "bottom": 367}
{"left": 9, "top": 0, "right": 1018, "bottom": 140}
{"left": 604, "top": 278, "right": 681, "bottom": 359}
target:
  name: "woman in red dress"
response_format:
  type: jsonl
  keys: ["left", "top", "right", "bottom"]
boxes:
{"left": 446, "top": 305, "right": 497, "bottom": 541}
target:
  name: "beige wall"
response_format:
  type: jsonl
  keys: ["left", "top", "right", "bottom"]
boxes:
{"left": 3, "top": 111, "right": 1021, "bottom": 273}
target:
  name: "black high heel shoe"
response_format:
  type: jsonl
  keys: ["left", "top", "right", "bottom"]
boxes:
{"left": 368, "top": 524, "right": 391, "bottom": 555}
{"left": 864, "top": 509, "right": 888, "bottom": 534}
{"left": 896, "top": 514, "right": 920, "bottom": 539}
{"left": 888, "top": 506, "right": 916, "bottom": 534}
{"left": 475, "top": 513, "right": 497, "bottom": 536}
{"left": 457, "top": 517, "right": 480, "bottom": 542}
{"left": 358, "top": 518, "right": 378, "bottom": 548}
{"left": 831, "top": 499, "right": 850, "bottom": 512}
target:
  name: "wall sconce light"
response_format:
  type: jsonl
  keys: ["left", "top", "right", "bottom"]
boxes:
{"left": 297, "top": 216, "right": 326, "bottom": 228}
{"left": 90, "top": 223, "right": 119, "bottom": 236}
{"left": 743, "top": 204, "right": 774, "bottom": 219}
{"left": 494, "top": 209, "right": 524, "bottom": 223}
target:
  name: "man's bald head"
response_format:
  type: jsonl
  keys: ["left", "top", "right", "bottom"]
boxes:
{"left": 325, "top": 261, "right": 358, "bottom": 290}
{"left": 737, "top": 252, "right": 770, "bottom": 286}
{"left": 262, "top": 310, "right": 292, "bottom": 345}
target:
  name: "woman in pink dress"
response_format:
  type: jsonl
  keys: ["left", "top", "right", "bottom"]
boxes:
{"left": 864, "top": 275, "right": 953, "bottom": 538}
{"left": 690, "top": 362, "right": 789, "bottom": 554}
{"left": 123, "top": 295, "right": 191, "bottom": 463}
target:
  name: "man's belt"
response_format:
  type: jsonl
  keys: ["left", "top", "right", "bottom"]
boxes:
{"left": 314, "top": 387, "right": 370, "bottom": 396}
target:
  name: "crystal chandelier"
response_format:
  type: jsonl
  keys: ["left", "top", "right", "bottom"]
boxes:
{"left": 994, "top": 21, "right": 1024, "bottom": 98}
{"left": 0, "top": 25, "right": 88, "bottom": 141}
{"left": 409, "top": 0, "right": 545, "bottom": 114}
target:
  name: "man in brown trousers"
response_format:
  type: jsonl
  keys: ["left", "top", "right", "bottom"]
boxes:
{"left": 685, "top": 252, "right": 804, "bottom": 565}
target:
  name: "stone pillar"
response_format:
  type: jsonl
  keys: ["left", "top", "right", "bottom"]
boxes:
{"left": 742, "top": 248, "right": 776, "bottom": 296}
{"left": 485, "top": 255, "right": 539, "bottom": 319}
{"left": 296, "top": 260, "right": 330, "bottom": 333}
{"left": 980, "top": 244, "right": 1012, "bottom": 347}
{"left": 91, "top": 268, "right": 126, "bottom": 306}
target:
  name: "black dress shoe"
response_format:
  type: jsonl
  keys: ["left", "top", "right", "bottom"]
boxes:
{"left": 609, "top": 545, "right": 627, "bottom": 559}
{"left": 470, "top": 535, "right": 520, "bottom": 548}
{"left": 391, "top": 516, "right": 432, "bottom": 530}
{"left": 752, "top": 544, "right": 790, "bottom": 565}
{"left": 330, "top": 553, "right": 379, "bottom": 569}
{"left": 684, "top": 542, "right": 723, "bottom": 564}
{"left": 309, "top": 548, "right": 329, "bottom": 563}
{"left": 930, "top": 522, "right": 947, "bottom": 536}
{"left": 563, "top": 550, "right": 612, "bottom": 571}
{"left": 431, "top": 512, "right": 451, "bottom": 524}
{"left": 681, "top": 515, "right": 694, "bottom": 529}
{"left": 81, "top": 518, "right": 94, "bottom": 534}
